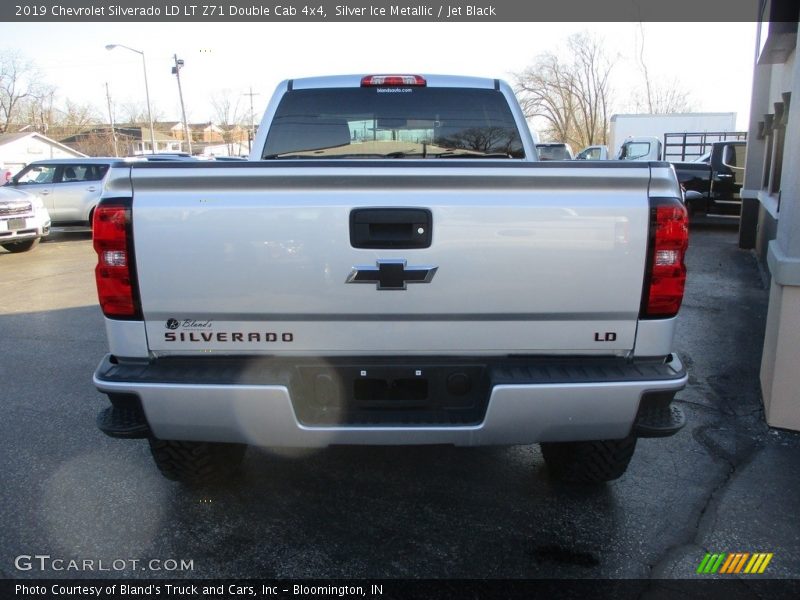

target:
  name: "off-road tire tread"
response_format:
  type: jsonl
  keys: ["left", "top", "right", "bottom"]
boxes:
{"left": 541, "top": 436, "right": 637, "bottom": 483}
{"left": 148, "top": 439, "right": 246, "bottom": 484}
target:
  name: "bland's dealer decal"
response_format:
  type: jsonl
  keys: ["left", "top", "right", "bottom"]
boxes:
{"left": 164, "top": 319, "right": 294, "bottom": 343}
{"left": 166, "top": 318, "right": 212, "bottom": 330}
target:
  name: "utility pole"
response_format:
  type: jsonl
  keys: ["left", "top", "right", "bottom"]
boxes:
{"left": 243, "top": 87, "right": 260, "bottom": 154}
{"left": 172, "top": 54, "right": 192, "bottom": 154}
{"left": 105, "top": 82, "right": 119, "bottom": 157}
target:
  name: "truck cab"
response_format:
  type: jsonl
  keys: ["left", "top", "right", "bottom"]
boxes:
{"left": 616, "top": 136, "right": 663, "bottom": 161}
{"left": 674, "top": 140, "right": 745, "bottom": 216}
{"left": 575, "top": 145, "right": 609, "bottom": 160}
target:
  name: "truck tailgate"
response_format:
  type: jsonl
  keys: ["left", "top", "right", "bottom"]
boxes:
{"left": 129, "top": 163, "right": 651, "bottom": 356}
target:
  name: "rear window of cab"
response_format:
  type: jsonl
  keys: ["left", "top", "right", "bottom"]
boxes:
{"left": 263, "top": 87, "right": 525, "bottom": 159}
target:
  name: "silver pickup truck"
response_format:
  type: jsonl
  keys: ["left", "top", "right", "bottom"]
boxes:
{"left": 92, "top": 74, "right": 689, "bottom": 485}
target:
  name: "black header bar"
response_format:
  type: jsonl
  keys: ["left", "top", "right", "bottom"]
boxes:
{"left": 4, "top": 578, "right": 800, "bottom": 600}
{"left": 1, "top": 0, "right": 770, "bottom": 23}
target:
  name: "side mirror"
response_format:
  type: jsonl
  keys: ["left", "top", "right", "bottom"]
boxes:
{"left": 721, "top": 144, "right": 741, "bottom": 169}
{"left": 684, "top": 190, "right": 703, "bottom": 202}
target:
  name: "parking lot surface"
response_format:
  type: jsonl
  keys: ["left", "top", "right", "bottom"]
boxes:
{"left": 1, "top": 226, "right": 799, "bottom": 582}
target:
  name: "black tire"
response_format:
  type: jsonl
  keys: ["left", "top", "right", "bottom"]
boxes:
{"left": 540, "top": 436, "right": 637, "bottom": 483}
{"left": 1, "top": 238, "right": 39, "bottom": 253}
{"left": 148, "top": 439, "right": 246, "bottom": 484}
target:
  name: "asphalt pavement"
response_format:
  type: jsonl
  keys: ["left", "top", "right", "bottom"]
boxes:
{"left": 1, "top": 225, "right": 798, "bottom": 587}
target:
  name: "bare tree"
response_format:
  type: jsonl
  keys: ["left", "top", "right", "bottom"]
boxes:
{"left": 210, "top": 90, "right": 245, "bottom": 154}
{"left": 633, "top": 23, "right": 695, "bottom": 113}
{"left": 0, "top": 50, "right": 104, "bottom": 141}
{"left": 0, "top": 51, "right": 48, "bottom": 133}
{"left": 210, "top": 90, "right": 242, "bottom": 128}
{"left": 22, "top": 96, "right": 101, "bottom": 140}
{"left": 515, "top": 53, "right": 575, "bottom": 145}
{"left": 119, "top": 101, "right": 163, "bottom": 126}
{"left": 631, "top": 79, "right": 694, "bottom": 114}
{"left": 514, "top": 32, "right": 614, "bottom": 149}
{"left": 569, "top": 33, "right": 613, "bottom": 146}
{"left": 61, "top": 100, "right": 99, "bottom": 130}
{"left": 21, "top": 85, "right": 56, "bottom": 133}
{"left": 69, "top": 131, "right": 123, "bottom": 156}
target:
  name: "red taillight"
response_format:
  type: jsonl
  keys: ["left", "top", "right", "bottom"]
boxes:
{"left": 641, "top": 198, "right": 689, "bottom": 318}
{"left": 93, "top": 201, "right": 140, "bottom": 319}
{"left": 360, "top": 74, "right": 427, "bottom": 87}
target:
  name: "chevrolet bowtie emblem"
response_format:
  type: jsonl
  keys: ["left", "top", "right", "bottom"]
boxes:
{"left": 346, "top": 259, "right": 438, "bottom": 290}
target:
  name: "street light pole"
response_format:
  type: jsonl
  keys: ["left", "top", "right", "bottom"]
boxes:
{"left": 172, "top": 54, "right": 192, "bottom": 155}
{"left": 105, "top": 43, "right": 156, "bottom": 155}
{"left": 243, "top": 87, "right": 260, "bottom": 154}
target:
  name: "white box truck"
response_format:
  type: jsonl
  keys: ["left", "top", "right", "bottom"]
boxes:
{"left": 609, "top": 113, "right": 738, "bottom": 159}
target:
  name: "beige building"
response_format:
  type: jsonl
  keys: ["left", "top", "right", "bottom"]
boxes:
{"left": 739, "top": 5, "right": 800, "bottom": 430}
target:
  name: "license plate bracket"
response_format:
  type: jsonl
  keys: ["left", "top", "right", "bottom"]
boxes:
{"left": 293, "top": 362, "right": 489, "bottom": 426}
{"left": 5, "top": 218, "right": 26, "bottom": 231}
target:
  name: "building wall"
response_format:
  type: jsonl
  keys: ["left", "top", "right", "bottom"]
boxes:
{"left": 0, "top": 135, "right": 85, "bottom": 174}
{"left": 770, "top": 49, "right": 796, "bottom": 99}
{"left": 755, "top": 205, "right": 780, "bottom": 267}
{"left": 747, "top": 21, "right": 800, "bottom": 431}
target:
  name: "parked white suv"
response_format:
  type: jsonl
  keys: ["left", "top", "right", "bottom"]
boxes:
{"left": 0, "top": 187, "right": 51, "bottom": 252}
{"left": 6, "top": 158, "right": 118, "bottom": 226}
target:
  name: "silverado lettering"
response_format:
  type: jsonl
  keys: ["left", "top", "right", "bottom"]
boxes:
{"left": 92, "top": 74, "right": 689, "bottom": 486}
{"left": 164, "top": 332, "right": 294, "bottom": 343}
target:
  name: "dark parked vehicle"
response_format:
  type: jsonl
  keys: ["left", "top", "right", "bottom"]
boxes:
{"left": 535, "top": 143, "right": 573, "bottom": 160}
{"left": 673, "top": 141, "right": 745, "bottom": 217}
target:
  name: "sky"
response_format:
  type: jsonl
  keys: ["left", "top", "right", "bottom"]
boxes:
{"left": 0, "top": 21, "right": 757, "bottom": 134}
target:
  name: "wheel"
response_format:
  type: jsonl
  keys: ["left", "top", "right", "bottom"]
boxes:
{"left": 1, "top": 238, "right": 39, "bottom": 253}
{"left": 148, "top": 439, "right": 246, "bottom": 484}
{"left": 540, "top": 436, "right": 637, "bottom": 483}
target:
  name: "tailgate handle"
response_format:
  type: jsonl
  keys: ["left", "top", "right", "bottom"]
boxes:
{"left": 350, "top": 208, "right": 432, "bottom": 249}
